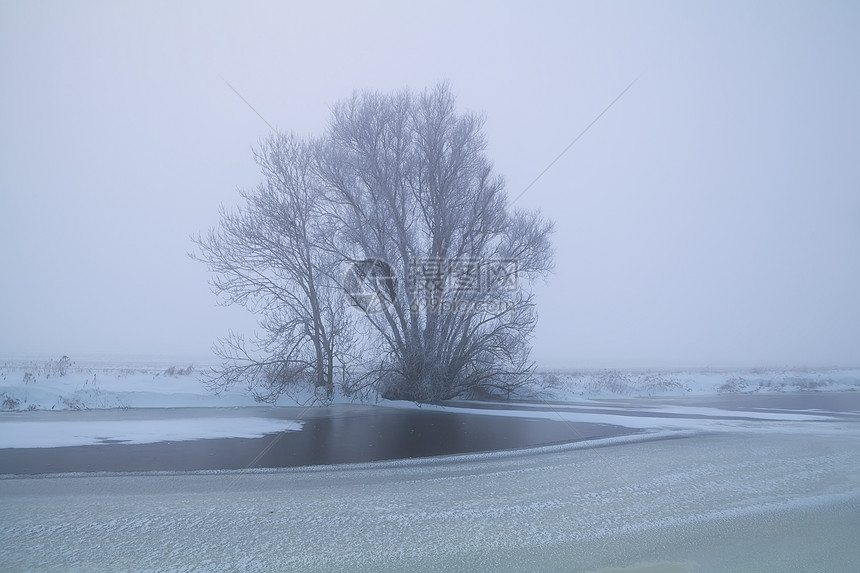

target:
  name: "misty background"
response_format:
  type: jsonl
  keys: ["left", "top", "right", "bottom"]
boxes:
{"left": 1, "top": 1, "right": 858, "bottom": 369}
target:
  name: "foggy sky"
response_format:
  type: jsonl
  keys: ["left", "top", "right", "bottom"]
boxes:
{"left": 2, "top": 1, "right": 858, "bottom": 368}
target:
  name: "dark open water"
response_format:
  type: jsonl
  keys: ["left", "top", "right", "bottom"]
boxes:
{"left": 0, "top": 405, "right": 633, "bottom": 475}
{"left": 6, "top": 393, "right": 852, "bottom": 475}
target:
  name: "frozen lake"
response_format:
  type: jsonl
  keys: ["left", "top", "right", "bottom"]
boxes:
{"left": 1, "top": 393, "right": 858, "bottom": 570}
{"left": 4, "top": 392, "right": 857, "bottom": 475}
{"left": 0, "top": 404, "right": 631, "bottom": 474}
{"left": 1, "top": 427, "right": 858, "bottom": 571}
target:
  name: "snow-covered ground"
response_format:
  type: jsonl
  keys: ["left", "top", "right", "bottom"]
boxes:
{"left": 530, "top": 366, "right": 860, "bottom": 399}
{"left": 0, "top": 358, "right": 262, "bottom": 411}
{"left": 2, "top": 358, "right": 858, "bottom": 412}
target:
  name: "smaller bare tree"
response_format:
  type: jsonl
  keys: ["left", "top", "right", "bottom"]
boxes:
{"left": 192, "top": 133, "right": 352, "bottom": 402}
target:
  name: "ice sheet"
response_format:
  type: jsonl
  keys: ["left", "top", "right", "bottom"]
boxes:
{"left": 0, "top": 417, "right": 303, "bottom": 448}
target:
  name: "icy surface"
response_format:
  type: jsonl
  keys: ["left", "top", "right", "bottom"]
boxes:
{"left": 383, "top": 399, "right": 835, "bottom": 432}
{"left": 1, "top": 425, "right": 858, "bottom": 571}
{"left": 0, "top": 417, "right": 302, "bottom": 448}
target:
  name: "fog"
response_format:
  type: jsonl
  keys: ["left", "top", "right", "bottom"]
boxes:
{"left": 1, "top": 1, "right": 858, "bottom": 369}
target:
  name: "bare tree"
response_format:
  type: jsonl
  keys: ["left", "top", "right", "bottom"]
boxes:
{"left": 317, "top": 84, "right": 554, "bottom": 402}
{"left": 192, "top": 133, "right": 352, "bottom": 402}
{"left": 196, "top": 84, "right": 553, "bottom": 404}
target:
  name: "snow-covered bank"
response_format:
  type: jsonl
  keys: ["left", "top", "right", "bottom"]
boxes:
{"left": 0, "top": 359, "right": 261, "bottom": 410}
{"left": 531, "top": 367, "right": 860, "bottom": 400}
{"left": 2, "top": 358, "right": 858, "bottom": 412}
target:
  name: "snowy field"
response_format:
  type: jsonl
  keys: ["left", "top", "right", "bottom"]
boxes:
{"left": 0, "top": 358, "right": 261, "bottom": 412}
{"left": 1, "top": 359, "right": 859, "bottom": 570}
{"left": 2, "top": 357, "right": 859, "bottom": 412}
{"left": 531, "top": 366, "right": 860, "bottom": 400}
